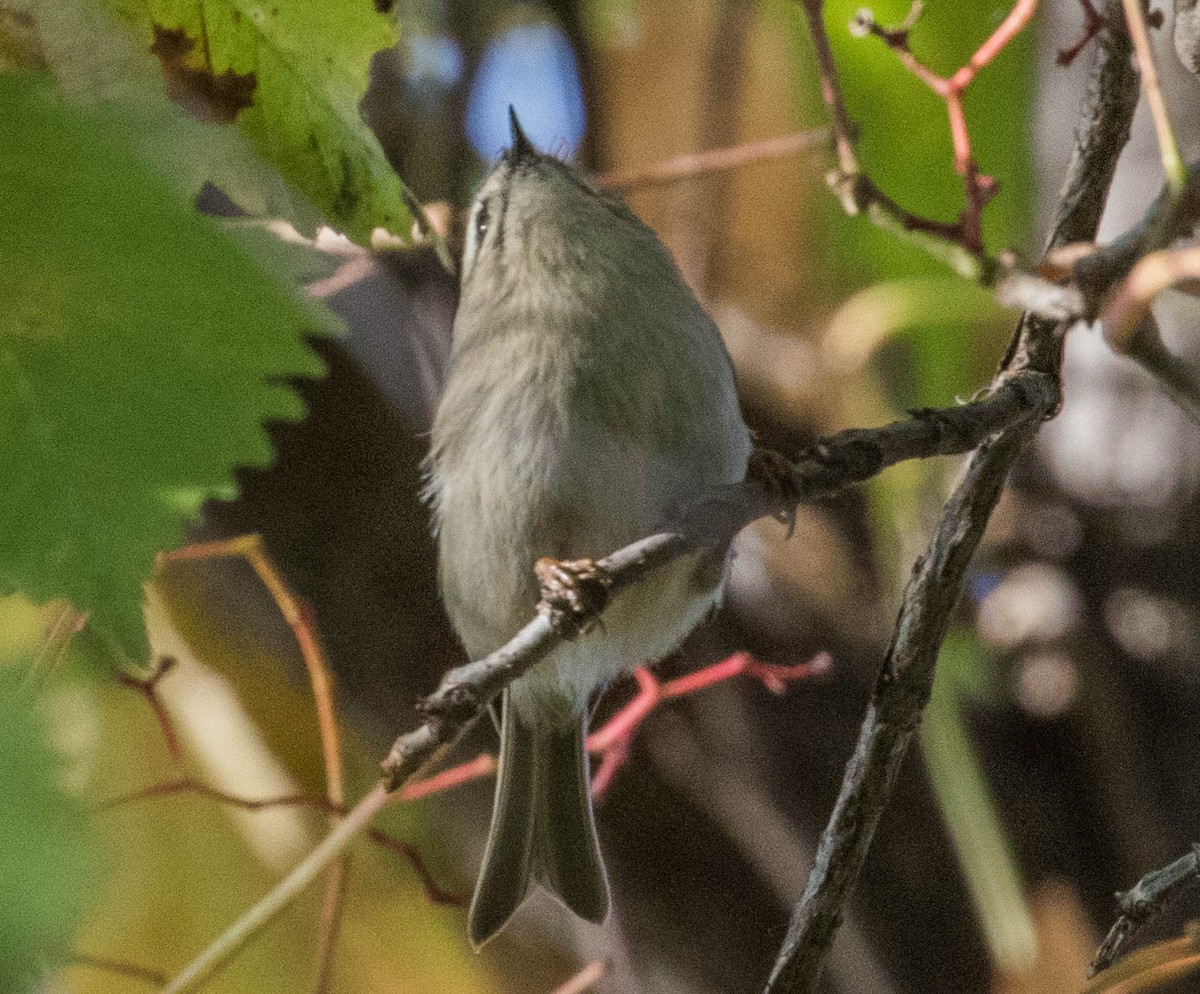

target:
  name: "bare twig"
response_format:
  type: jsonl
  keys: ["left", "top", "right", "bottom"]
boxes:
{"left": 1070, "top": 165, "right": 1200, "bottom": 304}
{"left": 586, "top": 652, "right": 831, "bottom": 797}
{"left": 399, "top": 651, "right": 830, "bottom": 802}
{"left": 762, "top": 3, "right": 1138, "bottom": 991}
{"left": 1102, "top": 244, "right": 1200, "bottom": 345}
{"left": 159, "top": 536, "right": 345, "bottom": 808}
{"left": 798, "top": 0, "right": 992, "bottom": 280}
{"left": 160, "top": 782, "right": 391, "bottom": 994}
{"left": 98, "top": 776, "right": 462, "bottom": 904}
{"left": 804, "top": 0, "right": 1033, "bottom": 269}
{"left": 595, "top": 128, "right": 831, "bottom": 193}
{"left": 1122, "top": 0, "right": 1187, "bottom": 192}
{"left": 1095, "top": 241, "right": 1200, "bottom": 426}
{"left": 157, "top": 373, "right": 1057, "bottom": 994}
{"left": 1091, "top": 845, "right": 1200, "bottom": 975}
{"left": 115, "top": 656, "right": 181, "bottom": 764}
{"left": 159, "top": 535, "right": 349, "bottom": 994}
{"left": 851, "top": 0, "right": 1035, "bottom": 252}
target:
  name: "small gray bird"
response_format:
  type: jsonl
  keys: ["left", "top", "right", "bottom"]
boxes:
{"left": 425, "top": 111, "right": 752, "bottom": 947}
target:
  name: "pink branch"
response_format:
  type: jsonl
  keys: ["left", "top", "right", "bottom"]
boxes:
{"left": 110, "top": 639, "right": 828, "bottom": 913}
{"left": 961, "top": 0, "right": 1038, "bottom": 81}
{"left": 396, "top": 650, "right": 832, "bottom": 803}
{"left": 854, "top": 0, "right": 1036, "bottom": 252}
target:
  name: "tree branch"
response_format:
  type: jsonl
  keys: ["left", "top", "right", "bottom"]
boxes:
{"left": 762, "top": 2, "right": 1138, "bottom": 991}
{"left": 1091, "top": 845, "right": 1200, "bottom": 975}
{"left": 159, "top": 534, "right": 349, "bottom": 994}
{"left": 157, "top": 371, "right": 1056, "bottom": 994}
{"left": 380, "top": 370, "right": 1058, "bottom": 791}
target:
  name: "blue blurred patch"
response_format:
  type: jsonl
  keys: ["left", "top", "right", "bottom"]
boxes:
{"left": 466, "top": 14, "right": 586, "bottom": 161}
{"left": 407, "top": 33, "right": 466, "bottom": 91}
{"left": 402, "top": 33, "right": 466, "bottom": 112}
{"left": 968, "top": 568, "right": 1005, "bottom": 606}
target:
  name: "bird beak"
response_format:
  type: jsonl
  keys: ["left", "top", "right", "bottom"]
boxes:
{"left": 508, "top": 106, "right": 539, "bottom": 164}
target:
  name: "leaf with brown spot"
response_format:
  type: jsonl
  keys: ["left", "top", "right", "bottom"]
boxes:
{"left": 0, "top": 7, "right": 47, "bottom": 70}
{"left": 148, "top": 23, "right": 255, "bottom": 124}
{"left": 18, "top": 0, "right": 424, "bottom": 247}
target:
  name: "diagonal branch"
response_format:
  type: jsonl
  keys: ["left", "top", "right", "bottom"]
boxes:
{"left": 1091, "top": 844, "right": 1200, "bottom": 975}
{"left": 157, "top": 372, "right": 1057, "bottom": 994}
{"left": 762, "top": 2, "right": 1138, "bottom": 991}
{"left": 158, "top": 534, "right": 349, "bottom": 994}
{"left": 379, "top": 371, "right": 1057, "bottom": 790}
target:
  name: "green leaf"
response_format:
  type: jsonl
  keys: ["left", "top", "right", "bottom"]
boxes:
{"left": 12, "top": 0, "right": 419, "bottom": 246}
{"left": 0, "top": 665, "right": 103, "bottom": 990}
{"left": 787, "top": 0, "right": 1035, "bottom": 407}
{"left": 922, "top": 630, "right": 1036, "bottom": 974}
{"left": 0, "top": 73, "right": 324, "bottom": 656}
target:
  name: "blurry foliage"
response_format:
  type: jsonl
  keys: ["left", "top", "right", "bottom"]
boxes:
{"left": 0, "top": 73, "right": 324, "bottom": 657}
{"left": 52, "top": 575, "right": 505, "bottom": 994}
{"left": 787, "top": 0, "right": 1033, "bottom": 412}
{"left": 8, "top": 0, "right": 420, "bottom": 245}
{"left": 0, "top": 0, "right": 1150, "bottom": 991}
{"left": 0, "top": 661, "right": 102, "bottom": 990}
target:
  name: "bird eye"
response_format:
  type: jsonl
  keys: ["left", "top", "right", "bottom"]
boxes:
{"left": 474, "top": 201, "right": 492, "bottom": 245}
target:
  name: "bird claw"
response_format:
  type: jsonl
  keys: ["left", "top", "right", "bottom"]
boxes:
{"left": 535, "top": 557, "right": 612, "bottom": 638}
{"left": 747, "top": 447, "right": 799, "bottom": 538}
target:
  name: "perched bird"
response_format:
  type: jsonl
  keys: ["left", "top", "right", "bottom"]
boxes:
{"left": 425, "top": 110, "right": 752, "bottom": 947}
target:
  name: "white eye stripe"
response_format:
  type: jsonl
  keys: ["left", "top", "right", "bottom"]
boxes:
{"left": 474, "top": 200, "right": 492, "bottom": 243}
{"left": 462, "top": 199, "right": 486, "bottom": 281}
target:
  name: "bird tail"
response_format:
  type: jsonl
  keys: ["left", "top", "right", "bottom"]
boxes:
{"left": 468, "top": 689, "right": 610, "bottom": 948}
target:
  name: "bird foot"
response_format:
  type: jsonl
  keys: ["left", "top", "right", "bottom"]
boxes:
{"left": 535, "top": 557, "right": 612, "bottom": 639}
{"left": 747, "top": 447, "right": 799, "bottom": 538}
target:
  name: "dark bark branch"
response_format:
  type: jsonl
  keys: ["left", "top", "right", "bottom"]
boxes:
{"left": 380, "top": 371, "right": 1058, "bottom": 791}
{"left": 761, "top": 4, "right": 1138, "bottom": 992}
{"left": 1091, "top": 844, "right": 1200, "bottom": 975}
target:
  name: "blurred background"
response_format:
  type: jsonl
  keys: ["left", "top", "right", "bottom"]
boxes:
{"left": 11, "top": 1, "right": 1200, "bottom": 991}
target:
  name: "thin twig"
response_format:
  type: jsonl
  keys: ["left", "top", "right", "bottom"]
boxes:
{"left": 1121, "top": 0, "right": 1187, "bottom": 192}
{"left": 1059, "top": 0, "right": 1107, "bottom": 66}
{"left": 762, "top": 2, "right": 1137, "bottom": 990}
{"left": 115, "top": 656, "right": 181, "bottom": 764}
{"left": 380, "top": 372, "right": 1056, "bottom": 794}
{"left": 585, "top": 652, "right": 831, "bottom": 797}
{"left": 98, "top": 776, "right": 462, "bottom": 904}
{"left": 799, "top": 0, "right": 859, "bottom": 176}
{"left": 397, "top": 651, "right": 829, "bottom": 803}
{"left": 160, "top": 782, "right": 391, "bottom": 994}
{"left": 595, "top": 128, "right": 831, "bottom": 193}
{"left": 1070, "top": 164, "right": 1200, "bottom": 305}
{"left": 159, "top": 537, "right": 345, "bottom": 807}
{"left": 157, "top": 374, "right": 1057, "bottom": 994}
{"left": 850, "top": 0, "right": 1035, "bottom": 253}
{"left": 1101, "top": 244, "right": 1200, "bottom": 345}
{"left": 1091, "top": 844, "right": 1200, "bottom": 975}
{"left": 1095, "top": 243, "right": 1200, "bottom": 425}
{"left": 812, "top": 0, "right": 1031, "bottom": 262}
{"left": 159, "top": 534, "right": 349, "bottom": 994}
{"left": 1086, "top": 933, "right": 1200, "bottom": 994}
